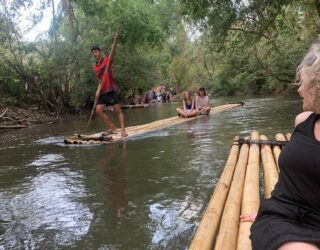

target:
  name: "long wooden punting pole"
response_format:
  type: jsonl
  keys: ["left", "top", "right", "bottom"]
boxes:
{"left": 236, "top": 131, "right": 260, "bottom": 250}
{"left": 189, "top": 137, "right": 240, "bottom": 250}
{"left": 260, "top": 135, "right": 279, "bottom": 198}
{"left": 214, "top": 142, "right": 249, "bottom": 250}
{"left": 272, "top": 133, "right": 287, "bottom": 172}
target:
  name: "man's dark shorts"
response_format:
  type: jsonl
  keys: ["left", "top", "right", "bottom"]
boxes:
{"left": 97, "top": 91, "right": 119, "bottom": 106}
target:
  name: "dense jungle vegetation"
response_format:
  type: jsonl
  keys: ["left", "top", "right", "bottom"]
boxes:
{"left": 1, "top": 0, "right": 320, "bottom": 113}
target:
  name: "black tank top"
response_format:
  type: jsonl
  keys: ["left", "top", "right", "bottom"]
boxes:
{"left": 272, "top": 113, "right": 320, "bottom": 213}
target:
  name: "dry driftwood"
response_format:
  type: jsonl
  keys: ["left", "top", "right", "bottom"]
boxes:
{"left": 0, "top": 125, "right": 27, "bottom": 129}
{"left": 0, "top": 108, "right": 9, "bottom": 118}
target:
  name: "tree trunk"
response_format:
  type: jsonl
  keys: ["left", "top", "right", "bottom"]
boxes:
{"left": 315, "top": 0, "right": 320, "bottom": 18}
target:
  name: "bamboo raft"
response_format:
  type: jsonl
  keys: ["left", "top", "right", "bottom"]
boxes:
{"left": 120, "top": 104, "right": 150, "bottom": 109}
{"left": 64, "top": 102, "right": 244, "bottom": 144}
{"left": 189, "top": 131, "right": 292, "bottom": 250}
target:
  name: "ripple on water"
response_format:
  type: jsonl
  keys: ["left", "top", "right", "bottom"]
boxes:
{"left": 27, "top": 154, "right": 65, "bottom": 167}
{"left": 35, "top": 136, "right": 65, "bottom": 145}
{"left": 0, "top": 171, "right": 93, "bottom": 249}
{"left": 149, "top": 199, "right": 200, "bottom": 247}
{"left": 132, "top": 130, "right": 172, "bottom": 141}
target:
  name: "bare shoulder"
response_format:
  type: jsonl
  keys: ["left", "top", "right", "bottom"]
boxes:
{"left": 295, "top": 111, "right": 313, "bottom": 127}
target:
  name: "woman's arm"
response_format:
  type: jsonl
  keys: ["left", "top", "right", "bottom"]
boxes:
{"left": 200, "top": 97, "right": 209, "bottom": 112}
{"left": 183, "top": 100, "right": 186, "bottom": 112}
{"left": 195, "top": 97, "right": 200, "bottom": 111}
{"left": 191, "top": 98, "right": 195, "bottom": 112}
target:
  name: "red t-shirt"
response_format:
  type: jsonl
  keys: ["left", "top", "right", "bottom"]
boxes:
{"left": 93, "top": 56, "right": 116, "bottom": 93}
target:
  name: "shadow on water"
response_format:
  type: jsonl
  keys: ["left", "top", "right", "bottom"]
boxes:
{"left": 0, "top": 95, "right": 301, "bottom": 249}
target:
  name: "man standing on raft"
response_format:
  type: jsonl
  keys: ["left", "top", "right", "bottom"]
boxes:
{"left": 91, "top": 32, "right": 127, "bottom": 137}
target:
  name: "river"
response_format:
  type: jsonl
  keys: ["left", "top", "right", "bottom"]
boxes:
{"left": 0, "top": 95, "right": 301, "bottom": 249}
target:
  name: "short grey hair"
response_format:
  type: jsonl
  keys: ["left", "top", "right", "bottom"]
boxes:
{"left": 296, "top": 41, "right": 320, "bottom": 112}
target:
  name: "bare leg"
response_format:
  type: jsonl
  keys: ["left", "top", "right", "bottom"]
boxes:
{"left": 113, "top": 104, "right": 127, "bottom": 137}
{"left": 189, "top": 110, "right": 198, "bottom": 117}
{"left": 176, "top": 108, "right": 187, "bottom": 117}
{"left": 205, "top": 106, "right": 211, "bottom": 114}
{"left": 278, "top": 242, "right": 319, "bottom": 250}
{"left": 96, "top": 104, "right": 116, "bottom": 131}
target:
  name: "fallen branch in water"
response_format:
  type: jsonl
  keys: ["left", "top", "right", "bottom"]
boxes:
{"left": 0, "top": 125, "right": 27, "bottom": 129}
{"left": 0, "top": 116, "right": 17, "bottom": 122}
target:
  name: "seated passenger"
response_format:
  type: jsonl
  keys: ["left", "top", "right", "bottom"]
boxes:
{"left": 196, "top": 87, "right": 211, "bottom": 115}
{"left": 176, "top": 91, "right": 197, "bottom": 118}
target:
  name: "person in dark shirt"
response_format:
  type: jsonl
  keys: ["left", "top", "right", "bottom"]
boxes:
{"left": 176, "top": 91, "right": 197, "bottom": 118}
{"left": 91, "top": 32, "right": 127, "bottom": 137}
{"left": 241, "top": 41, "right": 320, "bottom": 250}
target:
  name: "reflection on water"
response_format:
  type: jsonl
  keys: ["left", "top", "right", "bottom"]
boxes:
{"left": 0, "top": 95, "right": 301, "bottom": 249}
{"left": 103, "top": 143, "right": 128, "bottom": 219}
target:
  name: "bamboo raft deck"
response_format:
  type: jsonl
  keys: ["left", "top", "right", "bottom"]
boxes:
{"left": 120, "top": 104, "right": 150, "bottom": 109}
{"left": 189, "top": 131, "right": 292, "bottom": 250}
{"left": 64, "top": 102, "right": 244, "bottom": 144}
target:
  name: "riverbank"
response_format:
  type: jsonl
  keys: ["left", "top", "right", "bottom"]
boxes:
{"left": 0, "top": 105, "right": 58, "bottom": 129}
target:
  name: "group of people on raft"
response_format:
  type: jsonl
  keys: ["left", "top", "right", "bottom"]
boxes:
{"left": 176, "top": 88, "right": 211, "bottom": 118}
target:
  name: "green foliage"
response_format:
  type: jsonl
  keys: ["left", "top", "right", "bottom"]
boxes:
{"left": 1, "top": 0, "right": 320, "bottom": 114}
{"left": 178, "top": 0, "right": 320, "bottom": 95}
{"left": 0, "top": 0, "right": 177, "bottom": 112}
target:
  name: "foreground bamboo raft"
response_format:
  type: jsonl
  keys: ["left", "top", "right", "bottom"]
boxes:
{"left": 190, "top": 131, "right": 289, "bottom": 250}
{"left": 64, "top": 102, "right": 244, "bottom": 144}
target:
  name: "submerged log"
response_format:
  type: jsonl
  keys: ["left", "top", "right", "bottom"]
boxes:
{"left": 260, "top": 135, "right": 279, "bottom": 198}
{"left": 237, "top": 131, "right": 260, "bottom": 250}
{"left": 214, "top": 141, "right": 249, "bottom": 250}
{"left": 189, "top": 136, "right": 240, "bottom": 250}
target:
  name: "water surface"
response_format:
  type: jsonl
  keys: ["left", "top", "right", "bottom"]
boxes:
{"left": 0, "top": 96, "right": 301, "bottom": 249}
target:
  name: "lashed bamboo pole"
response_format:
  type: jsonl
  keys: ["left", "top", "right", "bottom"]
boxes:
{"left": 236, "top": 131, "right": 260, "bottom": 250}
{"left": 273, "top": 133, "right": 287, "bottom": 172}
{"left": 260, "top": 135, "right": 279, "bottom": 198}
{"left": 214, "top": 142, "right": 249, "bottom": 250}
{"left": 285, "top": 133, "right": 292, "bottom": 141}
{"left": 189, "top": 137, "right": 240, "bottom": 250}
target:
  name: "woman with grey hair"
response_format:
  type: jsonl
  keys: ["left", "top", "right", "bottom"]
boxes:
{"left": 242, "top": 42, "right": 320, "bottom": 249}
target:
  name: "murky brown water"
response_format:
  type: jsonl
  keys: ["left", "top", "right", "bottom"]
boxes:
{"left": 0, "top": 96, "right": 301, "bottom": 249}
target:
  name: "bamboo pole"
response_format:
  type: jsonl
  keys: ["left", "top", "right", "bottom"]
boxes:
{"left": 189, "top": 137, "right": 240, "bottom": 250}
{"left": 260, "top": 135, "right": 279, "bottom": 198}
{"left": 214, "top": 142, "right": 249, "bottom": 250}
{"left": 285, "top": 133, "right": 292, "bottom": 141}
{"left": 273, "top": 133, "right": 287, "bottom": 172}
{"left": 236, "top": 131, "right": 260, "bottom": 250}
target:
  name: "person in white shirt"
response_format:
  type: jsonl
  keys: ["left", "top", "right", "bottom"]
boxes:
{"left": 195, "top": 87, "right": 211, "bottom": 115}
